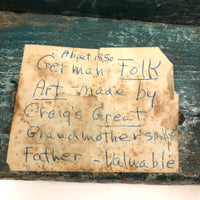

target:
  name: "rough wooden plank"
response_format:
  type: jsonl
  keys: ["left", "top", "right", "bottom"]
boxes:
{"left": 0, "top": 0, "right": 200, "bottom": 26}
{"left": 0, "top": 11, "right": 199, "bottom": 184}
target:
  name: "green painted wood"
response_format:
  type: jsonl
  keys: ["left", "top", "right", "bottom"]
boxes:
{"left": 0, "top": 0, "right": 200, "bottom": 26}
{"left": 0, "top": 11, "right": 199, "bottom": 184}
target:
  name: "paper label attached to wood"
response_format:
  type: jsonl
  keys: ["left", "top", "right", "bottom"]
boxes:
{"left": 7, "top": 45, "right": 179, "bottom": 173}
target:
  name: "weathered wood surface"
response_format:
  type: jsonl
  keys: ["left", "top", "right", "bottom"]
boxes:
{"left": 0, "top": 11, "right": 199, "bottom": 184}
{"left": 0, "top": 0, "right": 200, "bottom": 26}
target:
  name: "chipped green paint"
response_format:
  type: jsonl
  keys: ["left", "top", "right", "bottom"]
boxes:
{"left": 0, "top": 11, "right": 199, "bottom": 184}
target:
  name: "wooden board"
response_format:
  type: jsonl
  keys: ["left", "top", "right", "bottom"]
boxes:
{"left": 0, "top": 0, "right": 200, "bottom": 25}
{"left": 0, "top": 11, "right": 199, "bottom": 184}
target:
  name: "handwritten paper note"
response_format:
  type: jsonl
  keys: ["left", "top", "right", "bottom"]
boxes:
{"left": 7, "top": 45, "right": 179, "bottom": 172}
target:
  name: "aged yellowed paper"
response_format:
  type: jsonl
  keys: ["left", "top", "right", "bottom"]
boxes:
{"left": 7, "top": 45, "right": 179, "bottom": 172}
